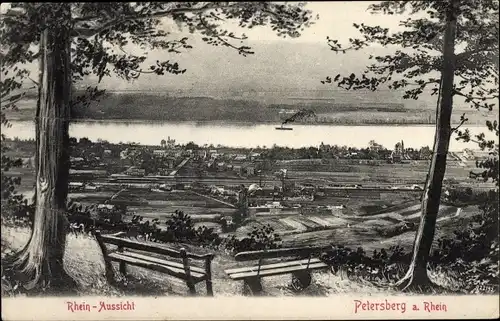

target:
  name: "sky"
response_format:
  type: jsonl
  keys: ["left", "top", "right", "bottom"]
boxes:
{"left": 91, "top": 1, "right": 416, "bottom": 101}
{"left": 1, "top": 2, "right": 471, "bottom": 108}
{"left": 1, "top": 2, "right": 413, "bottom": 97}
{"left": 155, "top": 1, "right": 407, "bottom": 44}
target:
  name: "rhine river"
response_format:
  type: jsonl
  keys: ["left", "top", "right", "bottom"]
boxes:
{"left": 3, "top": 120, "right": 494, "bottom": 151}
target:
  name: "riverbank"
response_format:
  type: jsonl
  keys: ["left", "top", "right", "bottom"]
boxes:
{"left": 5, "top": 113, "right": 494, "bottom": 126}
{"left": 3, "top": 117, "right": 491, "bottom": 127}
{"left": 2, "top": 121, "right": 493, "bottom": 151}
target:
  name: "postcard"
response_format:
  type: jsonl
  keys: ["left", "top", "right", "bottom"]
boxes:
{"left": 1, "top": 1, "right": 499, "bottom": 320}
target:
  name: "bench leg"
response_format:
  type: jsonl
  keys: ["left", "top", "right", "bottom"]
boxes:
{"left": 243, "top": 277, "right": 263, "bottom": 296}
{"left": 291, "top": 271, "right": 312, "bottom": 292}
{"left": 205, "top": 279, "right": 213, "bottom": 297}
{"left": 104, "top": 263, "right": 116, "bottom": 283}
{"left": 119, "top": 262, "right": 127, "bottom": 276}
{"left": 186, "top": 280, "right": 197, "bottom": 296}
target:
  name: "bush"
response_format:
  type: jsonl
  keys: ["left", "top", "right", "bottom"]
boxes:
{"left": 164, "top": 211, "right": 197, "bottom": 241}
{"left": 319, "top": 190, "right": 498, "bottom": 294}
{"left": 429, "top": 190, "right": 499, "bottom": 293}
{"left": 222, "top": 224, "right": 282, "bottom": 253}
{"left": 320, "top": 245, "right": 410, "bottom": 283}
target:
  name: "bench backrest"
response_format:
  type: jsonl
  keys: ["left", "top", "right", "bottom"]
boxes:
{"left": 94, "top": 230, "right": 214, "bottom": 261}
{"left": 234, "top": 245, "right": 332, "bottom": 261}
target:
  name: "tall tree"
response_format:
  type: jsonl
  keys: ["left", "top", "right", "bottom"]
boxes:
{"left": 322, "top": 0, "right": 498, "bottom": 291}
{"left": 0, "top": 2, "right": 315, "bottom": 292}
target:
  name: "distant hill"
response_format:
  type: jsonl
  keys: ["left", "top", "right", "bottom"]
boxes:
{"left": 73, "top": 93, "right": 279, "bottom": 122}
{"left": 4, "top": 40, "right": 497, "bottom": 125}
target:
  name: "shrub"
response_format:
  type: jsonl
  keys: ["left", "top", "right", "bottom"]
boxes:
{"left": 319, "top": 189, "right": 498, "bottom": 294}
{"left": 320, "top": 245, "right": 410, "bottom": 283}
{"left": 429, "top": 190, "right": 499, "bottom": 293}
{"left": 222, "top": 224, "right": 282, "bottom": 253}
{"left": 164, "top": 210, "right": 196, "bottom": 241}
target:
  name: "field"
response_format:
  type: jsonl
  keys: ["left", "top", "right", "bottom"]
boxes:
{"left": 59, "top": 185, "right": 475, "bottom": 255}
{"left": 2, "top": 148, "right": 487, "bottom": 297}
{"left": 5, "top": 151, "right": 488, "bottom": 244}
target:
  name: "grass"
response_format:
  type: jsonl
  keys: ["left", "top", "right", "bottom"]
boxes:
{"left": 0, "top": 224, "right": 459, "bottom": 298}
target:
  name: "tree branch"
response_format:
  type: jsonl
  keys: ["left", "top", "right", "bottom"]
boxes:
{"left": 451, "top": 113, "right": 468, "bottom": 133}
{"left": 27, "top": 76, "right": 39, "bottom": 87}
{"left": 72, "top": 3, "right": 241, "bottom": 38}
{"left": 197, "top": 13, "right": 251, "bottom": 54}
{"left": 453, "top": 89, "right": 499, "bottom": 101}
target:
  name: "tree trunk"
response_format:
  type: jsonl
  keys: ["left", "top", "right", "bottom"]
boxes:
{"left": 11, "top": 4, "right": 75, "bottom": 292}
{"left": 397, "top": 7, "right": 457, "bottom": 291}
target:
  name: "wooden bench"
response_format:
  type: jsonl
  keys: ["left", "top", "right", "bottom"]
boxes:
{"left": 94, "top": 230, "right": 215, "bottom": 296}
{"left": 224, "top": 246, "right": 331, "bottom": 295}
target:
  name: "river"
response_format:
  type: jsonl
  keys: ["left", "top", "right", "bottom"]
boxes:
{"left": 2, "top": 120, "right": 494, "bottom": 151}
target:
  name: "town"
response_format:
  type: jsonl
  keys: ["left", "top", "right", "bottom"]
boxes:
{"left": 4, "top": 136, "right": 492, "bottom": 241}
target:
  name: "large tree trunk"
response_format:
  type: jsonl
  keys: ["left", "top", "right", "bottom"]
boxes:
{"left": 11, "top": 4, "right": 75, "bottom": 292}
{"left": 397, "top": 7, "right": 457, "bottom": 292}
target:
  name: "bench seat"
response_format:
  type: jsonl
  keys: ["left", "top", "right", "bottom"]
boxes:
{"left": 93, "top": 230, "right": 215, "bottom": 296}
{"left": 109, "top": 251, "right": 207, "bottom": 282}
{"left": 225, "top": 258, "right": 328, "bottom": 280}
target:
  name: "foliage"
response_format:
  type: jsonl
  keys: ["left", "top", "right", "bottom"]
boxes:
{"left": 321, "top": 0, "right": 499, "bottom": 184}
{"left": 0, "top": 134, "right": 28, "bottom": 227}
{"left": 320, "top": 0, "right": 499, "bottom": 290}
{"left": 320, "top": 245, "right": 410, "bottom": 283}
{"left": 164, "top": 210, "right": 197, "bottom": 241}
{"left": 231, "top": 208, "right": 245, "bottom": 226}
{"left": 261, "top": 143, "right": 432, "bottom": 161}
{"left": 319, "top": 187, "right": 498, "bottom": 294}
{"left": 1, "top": 2, "right": 315, "bottom": 291}
{"left": 223, "top": 224, "right": 282, "bottom": 253}
{"left": 442, "top": 187, "right": 493, "bottom": 206}
{"left": 1, "top": 2, "right": 315, "bottom": 121}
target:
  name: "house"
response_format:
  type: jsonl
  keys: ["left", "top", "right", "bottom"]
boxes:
{"left": 120, "top": 148, "right": 141, "bottom": 160}
{"left": 166, "top": 136, "right": 176, "bottom": 148}
{"left": 165, "top": 156, "right": 176, "bottom": 169}
{"left": 249, "top": 153, "right": 261, "bottom": 160}
{"left": 389, "top": 150, "right": 402, "bottom": 163}
{"left": 159, "top": 184, "right": 173, "bottom": 191}
{"left": 198, "top": 150, "right": 208, "bottom": 159}
{"left": 125, "top": 166, "right": 146, "bottom": 177}
{"left": 216, "top": 162, "right": 227, "bottom": 171}
{"left": 84, "top": 183, "right": 101, "bottom": 191}
{"left": 207, "top": 160, "right": 216, "bottom": 170}
{"left": 157, "top": 168, "right": 170, "bottom": 176}
{"left": 70, "top": 157, "right": 85, "bottom": 163}
{"left": 234, "top": 155, "right": 247, "bottom": 162}
{"left": 21, "top": 157, "right": 35, "bottom": 168}
{"left": 97, "top": 204, "right": 116, "bottom": 212}
{"left": 233, "top": 165, "right": 242, "bottom": 174}
{"left": 368, "top": 141, "right": 383, "bottom": 152}
{"left": 242, "top": 164, "right": 255, "bottom": 176}
{"left": 119, "top": 150, "right": 128, "bottom": 159}
{"left": 419, "top": 146, "right": 432, "bottom": 160}
{"left": 153, "top": 149, "right": 170, "bottom": 157}
{"left": 69, "top": 182, "right": 84, "bottom": 191}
